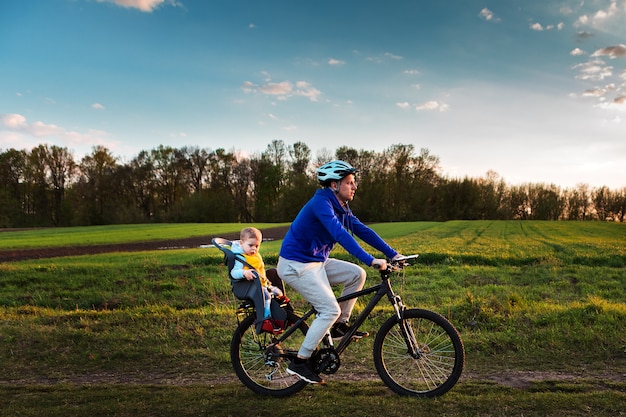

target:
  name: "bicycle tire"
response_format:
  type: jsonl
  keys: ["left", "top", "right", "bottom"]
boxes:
{"left": 230, "top": 309, "right": 309, "bottom": 397}
{"left": 373, "top": 308, "right": 464, "bottom": 397}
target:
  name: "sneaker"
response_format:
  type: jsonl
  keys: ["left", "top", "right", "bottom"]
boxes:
{"left": 330, "top": 322, "right": 369, "bottom": 340}
{"left": 287, "top": 360, "right": 325, "bottom": 384}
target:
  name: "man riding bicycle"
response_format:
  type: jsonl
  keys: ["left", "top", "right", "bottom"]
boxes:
{"left": 277, "top": 160, "right": 403, "bottom": 384}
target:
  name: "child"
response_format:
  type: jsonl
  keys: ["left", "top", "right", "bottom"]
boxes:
{"left": 230, "top": 227, "right": 287, "bottom": 334}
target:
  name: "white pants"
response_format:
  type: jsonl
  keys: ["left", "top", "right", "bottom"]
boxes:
{"left": 277, "top": 257, "right": 366, "bottom": 358}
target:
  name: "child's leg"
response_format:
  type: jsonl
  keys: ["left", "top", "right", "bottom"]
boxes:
{"left": 269, "top": 285, "right": 283, "bottom": 297}
{"left": 262, "top": 287, "right": 272, "bottom": 318}
{"left": 265, "top": 268, "right": 285, "bottom": 294}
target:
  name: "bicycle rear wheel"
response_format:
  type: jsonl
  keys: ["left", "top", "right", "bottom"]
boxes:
{"left": 373, "top": 308, "right": 464, "bottom": 397}
{"left": 230, "top": 310, "right": 309, "bottom": 397}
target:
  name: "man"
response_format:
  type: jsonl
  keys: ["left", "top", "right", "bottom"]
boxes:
{"left": 277, "top": 160, "right": 402, "bottom": 384}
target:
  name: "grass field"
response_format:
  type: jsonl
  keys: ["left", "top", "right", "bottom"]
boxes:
{"left": 0, "top": 223, "right": 290, "bottom": 250}
{"left": 0, "top": 221, "right": 625, "bottom": 416}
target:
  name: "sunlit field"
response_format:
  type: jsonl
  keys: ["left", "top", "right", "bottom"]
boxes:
{"left": 1, "top": 221, "right": 624, "bottom": 417}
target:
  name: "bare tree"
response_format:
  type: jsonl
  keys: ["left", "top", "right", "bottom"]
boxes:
{"left": 183, "top": 146, "right": 212, "bottom": 193}
{"left": 77, "top": 146, "right": 119, "bottom": 224}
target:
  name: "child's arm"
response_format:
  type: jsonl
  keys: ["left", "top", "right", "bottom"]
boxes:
{"left": 230, "top": 258, "right": 246, "bottom": 280}
{"left": 231, "top": 257, "right": 256, "bottom": 281}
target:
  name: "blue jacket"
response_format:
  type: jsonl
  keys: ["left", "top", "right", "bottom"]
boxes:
{"left": 279, "top": 187, "right": 398, "bottom": 265}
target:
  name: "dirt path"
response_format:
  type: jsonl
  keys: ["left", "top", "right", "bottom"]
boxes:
{"left": 0, "top": 225, "right": 291, "bottom": 262}
{"left": 2, "top": 369, "right": 623, "bottom": 390}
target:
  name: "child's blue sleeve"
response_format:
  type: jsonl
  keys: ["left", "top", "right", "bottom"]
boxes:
{"left": 230, "top": 259, "right": 245, "bottom": 280}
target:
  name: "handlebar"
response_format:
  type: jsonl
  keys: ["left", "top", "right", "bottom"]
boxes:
{"left": 393, "top": 254, "right": 420, "bottom": 262}
{"left": 376, "top": 254, "right": 419, "bottom": 275}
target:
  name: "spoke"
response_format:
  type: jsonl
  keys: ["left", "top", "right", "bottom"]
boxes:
{"left": 381, "top": 316, "right": 458, "bottom": 393}
{"left": 234, "top": 315, "right": 308, "bottom": 393}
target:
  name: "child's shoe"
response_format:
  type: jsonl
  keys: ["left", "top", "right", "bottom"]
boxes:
{"left": 272, "top": 319, "right": 285, "bottom": 333}
{"left": 262, "top": 319, "right": 284, "bottom": 334}
{"left": 275, "top": 295, "right": 290, "bottom": 305}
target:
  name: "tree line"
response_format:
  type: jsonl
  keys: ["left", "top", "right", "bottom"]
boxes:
{"left": 1, "top": 141, "right": 625, "bottom": 228}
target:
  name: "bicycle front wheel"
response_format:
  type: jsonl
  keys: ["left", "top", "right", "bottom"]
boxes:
{"left": 231, "top": 310, "right": 309, "bottom": 397}
{"left": 373, "top": 308, "right": 464, "bottom": 397}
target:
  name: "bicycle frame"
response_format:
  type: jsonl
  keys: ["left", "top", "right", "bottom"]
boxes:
{"left": 270, "top": 266, "right": 411, "bottom": 358}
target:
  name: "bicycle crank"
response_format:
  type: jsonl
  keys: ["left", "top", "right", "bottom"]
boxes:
{"left": 311, "top": 348, "right": 340, "bottom": 375}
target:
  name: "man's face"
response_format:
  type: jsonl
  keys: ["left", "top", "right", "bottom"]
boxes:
{"left": 335, "top": 174, "right": 357, "bottom": 203}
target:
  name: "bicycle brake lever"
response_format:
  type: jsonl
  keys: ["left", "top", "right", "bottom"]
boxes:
{"left": 394, "top": 254, "right": 419, "bottom": 262}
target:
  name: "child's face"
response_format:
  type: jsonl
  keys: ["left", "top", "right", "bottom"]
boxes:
{"left": 241, "top": 237, "right": 260, "bottom": 255}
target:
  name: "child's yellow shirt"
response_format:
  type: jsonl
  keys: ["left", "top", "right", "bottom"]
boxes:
{"left": 243, "top": 252, "right": 270, "bottom": 287}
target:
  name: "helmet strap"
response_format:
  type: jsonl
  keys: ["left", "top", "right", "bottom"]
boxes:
{"left": 333, "top": 179, "right": 341, "bottom": 194}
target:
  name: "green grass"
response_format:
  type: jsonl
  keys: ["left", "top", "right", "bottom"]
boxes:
{"left": 0, "top": 223, "right": 290, "bottom": 249}
{"left": 1, "top": 221, "right": 625, "bottom": 416}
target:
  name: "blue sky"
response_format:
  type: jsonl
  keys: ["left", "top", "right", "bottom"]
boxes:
{"left": 1, "top": 0, "right": 625, "bottom": 189}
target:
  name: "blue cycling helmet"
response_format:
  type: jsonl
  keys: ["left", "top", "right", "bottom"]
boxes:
{"left": 316, "top": 160, "right": 357, "bottom": 184}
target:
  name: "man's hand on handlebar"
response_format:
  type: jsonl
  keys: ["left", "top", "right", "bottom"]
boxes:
{"left": 371, "top": 258, "right": 388, "bottom": 270}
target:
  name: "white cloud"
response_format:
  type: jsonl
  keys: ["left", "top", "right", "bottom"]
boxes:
{"left": 576, "top": 14, "right": 589, "bottom": 26}
{"left": 403, "top": 69, "right": 420, "bottom": 76}
{"left": 415, "top": 101, "right": 449, "bottom": 112}
{"left": 595, "top": 96, "right": 626, "bottom": 112}
{"left": 576, "top": 1, "right": 623, "bottom": 29}
{"left": 592, "top": 44, "right": 626, "bottom": 58}
{"left": 241, "top": 80, "right": 255, "bottom": 93}
{"left": 397, "top": 100, "right": 448, "bottom": 112}
{"left": 1, "top": 113, "right": 27, "bottom": 129}
{"left": 96, "top": 0, "right": 181, "bottom": 12}
{"left": 328, "top": 58, "right": 345, "bottom": 65}
{"left": 583, "top": 87, "right": 606, "bottom": 97}
{"left": 259, "top": 81, "right": 292, "bottom": 96}
{"left": 530, "top": 21, "right": 563, "bottom": 31}
{"left": 593, "top": 1, "right": 619, "bottom": 20}
{"left": 384, "top": 52, "right": 402, "bottom": 60}
{"left": 530, "top": 22, "right": 544, "bottom": 31}
{"left": 573, "top": 59, "right": 613, "bottom": 81}
{"left": 366, "top": 52, "right": 403, "bottom": 63}
{"left": 92, "top": 103, "right": 105, "bottom": 110}
{"left": 241, "top": 79, "right": 321, "bottom": 102}
{"left": 570, "top": 48, "right": 586, "bottom": 56}
{"left": 294, "top": 81, "right": 321, "bottom": 102}
{"left": 0, "top": 113, "right": 109, "bottom": 149}
{"left": 479, "top": 8, "right": 500, "bottom": 22}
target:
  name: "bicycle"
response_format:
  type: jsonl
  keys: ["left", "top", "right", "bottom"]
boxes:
{"left": 212, "top": 237, "right": 465, "bottom": 398}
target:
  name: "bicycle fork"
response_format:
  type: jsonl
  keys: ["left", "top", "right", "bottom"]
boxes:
{"left": 390, "top": 293, "right": 422, "bottom": 359}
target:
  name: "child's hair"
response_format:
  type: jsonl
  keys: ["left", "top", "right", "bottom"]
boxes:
{"left": 240, "top": 227, "right": 262, "bottom": 242}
